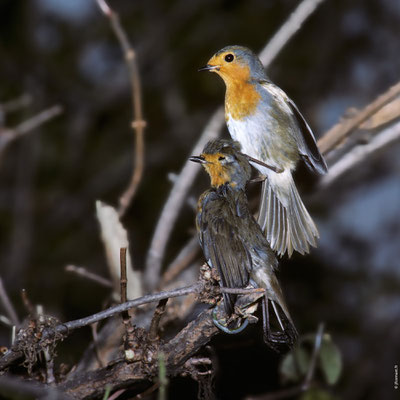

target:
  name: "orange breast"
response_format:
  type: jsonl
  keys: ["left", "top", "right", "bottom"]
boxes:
{"left": 225, "top": 80, "right": 261, "bottom": 121}
{"left": 217, "top": 63, "right": 261, "bottom": 121}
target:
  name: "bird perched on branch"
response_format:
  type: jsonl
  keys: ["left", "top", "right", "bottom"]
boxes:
{"left": 190, "top": 139, "right": 298, "bottom": 349}
{"left": 200, "top": 45, "right": 328, "bottom": 257}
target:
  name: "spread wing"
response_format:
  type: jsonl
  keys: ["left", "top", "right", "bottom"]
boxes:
{"left": 197, "top": 190, "right": 251, "bottom": 315}
{"left": 286, "top": 97, "right": 328, "bottom": 174}
{"left": 259, "top": 81, "right": 328, "bottom": 174}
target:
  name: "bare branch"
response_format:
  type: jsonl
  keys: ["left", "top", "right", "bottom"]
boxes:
{"left": 160, "top": 235, "right": 200, "bottom": 287}
{"left": 148, "top": 299, "right": 168, "bottom": 341}
{"left": 0, "top": 93, "right": 32, "bottom": 114}
{"left": 259, "top": 0, "right": 328, "bottom": 67}
{"left": 318, "top": 81, "right": 400, "bottom": 155}
{"left": 0, "top": 105, "right": 63, "bottom": 156}
{"left": 319, "top": 120, "right": 400, "bottom": 188}
{"left": 58, "top": 308, "right": 219, "bottom": 399}
{"left": 0, "top": 278, "right": 20, "bottom": 327}
{"left": 303, "top": 323, "right": 324, "bottom": 387}
{"left": 65, "top": 265, "right": 113, "bottom": 288}
{"left": 145, "top": 0, "right": 326, "bottom": 291}
{"left": 52, "top": 284, "right": 201, "bottom": 338}
{"left": 96, "top": 0, "right": 146, "bottom": 217}
{"left": 120, "top": 248, "right": 128, "bottom": 305}
{"left": 0, "top": 284, "right": 201, "bottom": 371}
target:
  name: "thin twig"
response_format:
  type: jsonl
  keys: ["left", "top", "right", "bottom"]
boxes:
{"left": 0, "top": 278, "right": 20, "bottom": 327}
{"left": 0, "top": 284, "right": 200, "bottom": 371}
{"left": 144, "top": 0, "right": 326, "bottom": 291}
{"left": 65, "top": 265, "right": 113, "bottom": 288}
{"left": 318, "top": 81, "right": 400, "bottom": 155}
{"left": 96, "top": 0, "right": 146, "bottom": 217}
{"left": 0, "top": 93, "right": 32, "bottom": 114}
{"left": 45, "top": 284, "right": 261, "bottom": 341}
{"left": 120, "top": 248, "right": 128, "bottom": 305}
{"left": 259, "top": 0, "right": 328, "bottom": 67}
{"left": 58, "top": 308, "right": 219, "bottom": 399}
{"left": 0, "top": 281, "right": 265, "bottom": 371}
{"left": 45, "top": 284, "right": 202, "bottom": 339}
{"left": 120, "top": 247, "right": 136, "bottom": 351}
{"left": 243, "top": 154, "right": 283, "bottom": 173}
{"left": 21, "top": 289, "right": 34, "bottom": 315}
{"left": 90, "top": 323, "right": 105, "bottom": 369}
{"left": 319, "top": 120, "right": 400, "bottom": 188}
{"left": 220, "top": 287, "right": 265, "bottom": 295}
{"left": 0, "top": 105, "right": 63, "bottom": 155}
{"left": 303, "top": 323, "right": 324, "bottom": 388}
{"left": 149, "top": 299, "right": 168, "bottom": 341}
{"left": 160, "top": 236, "right": 200, "bottom": 287}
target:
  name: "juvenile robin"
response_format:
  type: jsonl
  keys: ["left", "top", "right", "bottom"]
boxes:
{"left": 190, "top": 139, "right": 298, "bottom": 349}
{"left": 200, "top": 45, "right": 328, "bottom": 257}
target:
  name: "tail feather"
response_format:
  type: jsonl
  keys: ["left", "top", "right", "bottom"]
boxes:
{"left": 289, "top": 184, "right": 318, "bottom": 249}
{"left": 258, "top": 172, "right": 319, "bottom": 257}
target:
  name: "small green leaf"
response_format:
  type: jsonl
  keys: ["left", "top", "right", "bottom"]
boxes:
{"left": 280, "top": 346, "right": 310, "bottom": 383}
{"left": 319, "top": 334, "right": 342, "bottom": 385}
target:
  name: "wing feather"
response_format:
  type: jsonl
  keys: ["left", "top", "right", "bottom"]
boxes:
{"left": 197, "top": 190, "right": 251, "bottom": 315}
{"left": 286, "top": 98, "right": 328, "bottom": 174}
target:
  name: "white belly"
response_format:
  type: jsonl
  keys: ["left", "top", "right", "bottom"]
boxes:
{"left": 227, "top": 115, "right": 260, "bottom": 158}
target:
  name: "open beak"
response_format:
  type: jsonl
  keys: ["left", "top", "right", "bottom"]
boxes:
{"left": 198, "top": 64, "right": 220, "bottom": 72}
{"left": 189, "top": 155, "right": 206, "bottom": 164}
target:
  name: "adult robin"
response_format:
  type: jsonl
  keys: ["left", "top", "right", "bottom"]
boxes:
{"left": 199, "top": 45, "right": 328, "bottom": 257}
{"left": 190, "top": 139, "right": 298, "bottom": 349}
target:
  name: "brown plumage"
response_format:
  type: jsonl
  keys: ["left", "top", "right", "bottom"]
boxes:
{"left": 190, "top": 139, "right": 298, "bottom": 350}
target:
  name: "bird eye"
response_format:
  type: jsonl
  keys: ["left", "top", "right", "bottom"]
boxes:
{"left": 224, "top": 54, "right": 234, "bottom": 62}
{"left": 218, "top": 156, "right": 226, "bottom": 161}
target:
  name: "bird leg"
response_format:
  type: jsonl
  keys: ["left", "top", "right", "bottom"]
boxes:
{"left": 243, "top": 154, "right": 284, "bottom": 173}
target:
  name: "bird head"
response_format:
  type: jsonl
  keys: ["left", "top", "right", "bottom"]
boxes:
{"left": 190, "top": 139, "right": 252, "bottom": 189}
{"left": 199, "top": 45, "right": 266, "bottom": 84}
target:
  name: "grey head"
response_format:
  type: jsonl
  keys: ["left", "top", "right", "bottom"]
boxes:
{"left": 215, "top": 45, "right": 267, "bottom": 81}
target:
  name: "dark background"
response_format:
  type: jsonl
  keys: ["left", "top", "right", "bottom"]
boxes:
{"left": 0, "top": 0, "right": 399, "bottom": 399}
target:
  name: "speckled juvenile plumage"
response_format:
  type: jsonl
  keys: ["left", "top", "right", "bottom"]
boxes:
{"left": 190, "top": 139, "right": 298, "bottom": 349}
{"left": 201, "top": 45, "right": 328, "bottom": 257}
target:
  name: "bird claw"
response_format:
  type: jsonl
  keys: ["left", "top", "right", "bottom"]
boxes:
{"left": 212, "top": 306, "right": 249, "bottom": 334}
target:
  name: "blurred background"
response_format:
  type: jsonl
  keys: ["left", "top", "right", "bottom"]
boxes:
{"left": 0, "top": 0, "right": 399, "bottom": 399}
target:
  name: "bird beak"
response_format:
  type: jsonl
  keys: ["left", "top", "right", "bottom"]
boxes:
{"left": 189, "top": 155, "right": 207, "bottom": 164}
{"left": 198, "top": 64, "right": 220, "bottom": 72}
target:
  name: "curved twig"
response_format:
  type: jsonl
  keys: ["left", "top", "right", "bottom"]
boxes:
{"left": 96, "top": 0, "right": 146, "bottom": 217}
